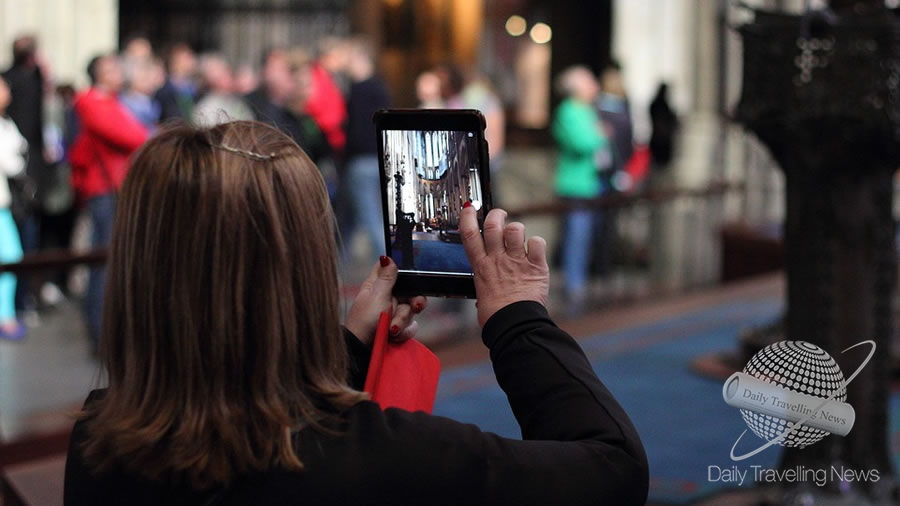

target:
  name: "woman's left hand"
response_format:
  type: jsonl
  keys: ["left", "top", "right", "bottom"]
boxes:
{"left": 345, "top": 256, "right": 428, "bottom": 347}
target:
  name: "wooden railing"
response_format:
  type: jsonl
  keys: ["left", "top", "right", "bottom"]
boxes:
{"left": 506, "top": 181, "right": 740, "bottom": 218}
{"left": 0, "top": 182, "right": 741, "bottom": 275}
{"left": 0, "top": 248, "right": 107, "bottom": 275}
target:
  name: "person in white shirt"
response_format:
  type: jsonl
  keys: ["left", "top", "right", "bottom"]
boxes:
{"left": 192, "top": 54, "right": 253, "bottom": 127}
{"left": 0, "top": 76, "right": 28, "bottom": 339}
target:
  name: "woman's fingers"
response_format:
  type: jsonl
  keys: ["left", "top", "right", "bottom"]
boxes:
{"left": 459, "top": 205, "right": 486, "bottom": 263}
{"left": 408, "top": 295, "right": 427, "bottom": 314}
{"left": 526, "top": 235, "right": 548, "bottom": 266}
{"left": 394, "top": 320, "right": 418, "bottom": 343}
{"left": 382, "top": 297, "right": 426, "bottom": 343}
{"left": 504, "top": 221, "right": 527, "bottom": 258}
{"left": 482, "top": 208, "right": 507, "bottom": 255}
{"left": 391, "top": 296, "right": 428, "bottom": 314}
{"left": 371, "top": 257, "right": 399, "bottom": 299}
{"left": 390, "top": 303, "right": 414, "bottom": 338}
{"left": 359, "top": 257, "right": 383, "bottom": 293}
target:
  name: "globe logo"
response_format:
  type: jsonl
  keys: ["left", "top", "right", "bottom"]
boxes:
{"left": 740, "top": 341, "right": 846, "bottom": 448}
{"left": 723, "top": 339, "right": 875, "bottom": 461}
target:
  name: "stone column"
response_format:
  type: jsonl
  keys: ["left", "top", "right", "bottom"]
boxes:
{"left": 0, "top": 0, "right": 117, "bottom": 86}
{"left": 614, "top": 0, "right": 727, "bottom": 291}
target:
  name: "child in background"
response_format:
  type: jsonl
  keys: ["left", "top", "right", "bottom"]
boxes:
{"left": 0, "top": 76, "right": 29, "bottom": 340}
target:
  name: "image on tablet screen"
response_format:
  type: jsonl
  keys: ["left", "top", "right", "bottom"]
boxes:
{"left": 382, "top": 129, "right": 485, "bottom": 275}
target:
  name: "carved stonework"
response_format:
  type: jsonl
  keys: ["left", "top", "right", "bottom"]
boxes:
{"left": 738, "top": 5, "right": 899, "bottom": 503}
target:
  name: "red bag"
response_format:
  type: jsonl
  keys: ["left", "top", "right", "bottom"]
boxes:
{"left": 625, "top": 145, "right": 651, "bottom": 186}
{"left": 363, "top": 312, "right": 441, "bottom": 413}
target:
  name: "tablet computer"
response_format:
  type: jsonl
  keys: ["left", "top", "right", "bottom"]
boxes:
{"left": 374, "top": 109, "right": 492, "bottom": 298}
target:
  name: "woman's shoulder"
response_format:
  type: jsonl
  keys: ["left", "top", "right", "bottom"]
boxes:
{"left": 294, "top": 400, "right": 490, "bottom": 466}
{"left": 290, "top": 402, "right": 489, "bottom": 502}
{"left": 67, "top": 395, "right": 489, "bottom": 504}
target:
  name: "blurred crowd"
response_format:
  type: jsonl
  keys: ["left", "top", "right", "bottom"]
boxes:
{"left": 0, "top": 32, "right": 677, "bottom": 343}
{"left": 550, "top": 63, "right": 677, "bottom": 308}
{"left": 0, "top": 34, "right": 513, "bottom": 347}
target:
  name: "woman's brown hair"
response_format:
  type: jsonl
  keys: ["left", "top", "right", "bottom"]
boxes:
{"left": 80, "top": 121, "right": 366, "bottom": 488}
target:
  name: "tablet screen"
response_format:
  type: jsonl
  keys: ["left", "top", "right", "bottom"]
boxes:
{"left": 381, "top": 129, "right": 486, "bottom": 276}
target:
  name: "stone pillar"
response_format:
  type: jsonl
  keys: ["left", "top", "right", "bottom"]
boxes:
{"left": 614, "top": 0, "right": 727, "bottom": 291}
{"left": 0, "top": 0, "right": 117, "bottom": 86}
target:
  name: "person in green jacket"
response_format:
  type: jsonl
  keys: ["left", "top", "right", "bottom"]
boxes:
{"left": 551, "top": 66, "right": 610, "bottom": 306}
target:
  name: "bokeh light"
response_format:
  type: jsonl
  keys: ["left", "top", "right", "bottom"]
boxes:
{"left": 505, "top": 15, "right": 527, "bottom": 37}
{"left": 529, "top": 22, "right": 552, "bottom": 44}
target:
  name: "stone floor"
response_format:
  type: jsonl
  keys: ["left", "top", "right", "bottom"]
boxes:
{"left": 0, "top": 300, "right": 97, "bottom": 440}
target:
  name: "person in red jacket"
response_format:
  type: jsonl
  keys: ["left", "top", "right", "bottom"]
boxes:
{"left": 69, "top": 53, "right": 148, "bottom": 351}
{"left": 305, "top": 39, "right": 347, "bottom": 154}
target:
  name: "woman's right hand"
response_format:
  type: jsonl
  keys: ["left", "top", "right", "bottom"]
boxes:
{"left": 459, "top": 206, "right": 550, "bottom": 327}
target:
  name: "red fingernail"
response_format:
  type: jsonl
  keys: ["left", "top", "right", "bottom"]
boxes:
{"left": 415, "top": 302, "right": 424, "bottom": 312}
{"left": 463, "top": 201, "right": 472, "bottom": 209}
{"left": 390, "top": 325, "right": 400, "bottom": 335}
{"left": 380, "top": 255, "right": 390, "bottom": 267}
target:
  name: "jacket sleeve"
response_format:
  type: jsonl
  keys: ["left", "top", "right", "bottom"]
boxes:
{"left": 305, "top": 67, "right": 346, "bottom": 141}
{"left": 553, "top": 103, "right": 608, "bottom": 156}
{"left": 77, "top": 96, "right": 148, "bottom": 152}
{"left": 377, "top": 301, "right": 649, "bottom": 506}
{"left": 344, "top": 327, "right": 371, "bottom": 391}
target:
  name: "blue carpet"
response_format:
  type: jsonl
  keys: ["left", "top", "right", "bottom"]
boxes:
{"left": 432, "top": 297, "right": 900, "bottom": 504}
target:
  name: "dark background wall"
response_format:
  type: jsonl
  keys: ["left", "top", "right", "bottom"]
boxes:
{"left": 118, "top": 0, "right": 612, "bottom": 130}
{"left": 118, "top": 0, "right": 350, "bottom": 63}
{"left": 547, "top": 0, "right": 612, "bottom": 79}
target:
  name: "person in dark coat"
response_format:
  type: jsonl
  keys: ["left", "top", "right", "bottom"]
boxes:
{"left": 3, "top": 35, "right": 45, "bottom": 314}
{"left": 244, "top": 48, "right": 330, "bottom": 166}
{"left": 338, "top": 39, "right": 392, "bottom": 257}
{"left": 592, "top": 62, "right": 634, "bottom": 278}
{"left": 63, "top": 122, "right": 649, "bottom": 505}
{"left": 596, "top": 62, "right": 633, "bottom": 180}
{"left": 155, "top": 43, "right": 197, "bottom": 123}
{"left": 2, "top": 36, "right": 43, "bottom": 187}
{"left": 649, "top": 83, "right": 679, "bottom": 169}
